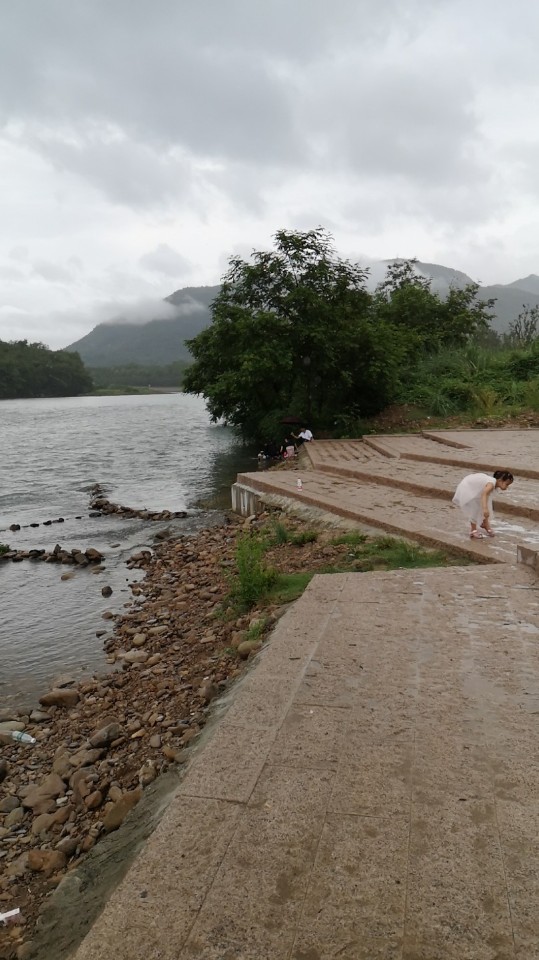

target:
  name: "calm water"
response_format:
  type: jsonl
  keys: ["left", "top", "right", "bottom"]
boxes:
{"left": 0, "top": 393, "right": 254, "bottom": 709}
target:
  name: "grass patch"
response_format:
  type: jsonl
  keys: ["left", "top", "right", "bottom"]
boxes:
{"left": 289, "top": 530, "right": 319, "bottom": 546}
{"left": 0, "top": 543, "right": 10, "bottom": 556}
{"left": 270, "top": 520, "right": 290, "bottom": 545}
{"left": 329, "top": 532, "right": 455, "bottom": 572}
{"left": 266, "top": 571, "right": 315, "bottom": 604}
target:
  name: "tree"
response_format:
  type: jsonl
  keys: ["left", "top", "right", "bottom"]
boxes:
{"left": 507, "top": 305, "right": 539, "bottom": 347}
{"left": 371, "top": 260, "right": 494, "bottom": 355}
{"left": 0, "top": 340, "right": 93, "bottom": 399}
{"left": 184, "top": 228, "right": 405, "bottom": 440}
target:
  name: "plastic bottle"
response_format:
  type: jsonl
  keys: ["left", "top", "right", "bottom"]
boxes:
{"left": 296, "top": 479, "right": 303, "bottom": 491}
{"left": 9, "top": 731, "right": 36, "bottom": 744}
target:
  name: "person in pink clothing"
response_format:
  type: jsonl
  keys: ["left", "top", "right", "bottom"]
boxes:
{"left": 452, "top": 470, "right": 514, "bottom": 539}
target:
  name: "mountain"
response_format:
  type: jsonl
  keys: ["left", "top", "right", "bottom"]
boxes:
{"left": 506, "top": 274, "right": 539, "bottom": 296}
{"left": 415, "top": 264, "right": 539, "bottom": 334}
{"left": 65, "top": 285, "right": 220, "bottom": 367}
{"left": 66, "top": 266, "right": 539, "bottom": 367}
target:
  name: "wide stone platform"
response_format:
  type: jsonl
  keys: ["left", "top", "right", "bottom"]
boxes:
{"left": 71, "top": 431, "right": 539, "bottom": 960}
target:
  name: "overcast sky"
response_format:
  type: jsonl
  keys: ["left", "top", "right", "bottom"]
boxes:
{"left": 1, "top": 0, "right": 538, "bottom": 349}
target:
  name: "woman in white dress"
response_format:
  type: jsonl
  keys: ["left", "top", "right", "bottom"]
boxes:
{"left": 452, "top": 470, "right": 514, "bottom": 539}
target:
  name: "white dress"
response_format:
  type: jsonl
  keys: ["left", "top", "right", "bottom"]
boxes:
{"left": 452, "top": 473, "right": 495, "bottom": 525}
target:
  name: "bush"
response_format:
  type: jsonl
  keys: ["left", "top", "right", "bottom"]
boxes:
{"left": 0, "top": 543, "right": 10, "bottom": 556}
{"left": 228, "top": 535, "right": 277, "bottom": 610}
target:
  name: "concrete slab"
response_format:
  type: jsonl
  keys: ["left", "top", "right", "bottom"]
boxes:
{"left": 72, "top": 563, "right": 539, "bottom": 960}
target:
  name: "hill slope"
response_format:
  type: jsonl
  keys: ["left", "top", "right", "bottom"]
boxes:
{"left": 66, "top": 286, "right": 219, "bottom": 367}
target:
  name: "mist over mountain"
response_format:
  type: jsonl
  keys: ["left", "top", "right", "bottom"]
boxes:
{"left": 66, "top": 266, "right": 539, "bottom": 367}
{"left": 66, "top": 286, "right": 219, "bottom": 366}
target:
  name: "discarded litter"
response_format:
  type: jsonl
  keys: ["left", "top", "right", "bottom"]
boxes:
{"left": 0, "top": 908, "right": 20, "bottom": 925}
{"left": 8, "top": 731, "right": 36, "bottom": 745}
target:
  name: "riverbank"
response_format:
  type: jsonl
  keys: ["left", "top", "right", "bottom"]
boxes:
{"left": 0, "top": 495, "right": 467, "bottom": 959}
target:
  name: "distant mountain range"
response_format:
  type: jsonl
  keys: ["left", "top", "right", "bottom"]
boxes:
{"left": 66, "top": 264, "right": 539, "bottom": 367}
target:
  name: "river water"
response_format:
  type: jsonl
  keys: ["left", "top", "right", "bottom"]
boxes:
{"left": 0, "top": 393, "right": 254, "bottom": 710}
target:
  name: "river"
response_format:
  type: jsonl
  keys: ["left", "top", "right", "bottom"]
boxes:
{"left": 0, "top": 393, "right": 254, "bottom": 710}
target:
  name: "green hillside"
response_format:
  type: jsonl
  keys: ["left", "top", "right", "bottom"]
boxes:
{"left": 66, "top": 285, "right": 219, "bottom": 367}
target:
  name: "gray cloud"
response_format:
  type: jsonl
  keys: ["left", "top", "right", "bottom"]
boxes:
{"left": 139, "top": 244, "right": 192, "bottom": 279}
{"left": 32, "top": 260, "right": 73, "bottom": 283}
{"left": 1, "top": 0, "right": 539, "bottom": 348}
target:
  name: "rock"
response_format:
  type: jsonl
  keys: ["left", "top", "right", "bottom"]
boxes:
{"left": 102, "top": 610, "right": 114, "bottom": 620}
{"left": 146, "top": 653, "right": 163, "bottom": 667}
{"left": 0, "top": 720, "right": 25, "bottom": 733}
{"left": 199, "top": 680, "right": 219, "bottom": 704}
{"left": 237, "top": 640, "right": 261, "bottom": 659}
{"left": 9, "top": 523, "right": 20, "bottom": 531}
{"left": 0, "top": 759, "right": 8, "bottom": 783}
{"left": 22, "top": 773, "right": 66, "bottom": 812}
{"left": 61, "top": 571, "right": 75, "bottom": 581}
{"left": 70, "top": 747, "right": 105, "bottom": 769}
{"left": 27, "top": 849, "right": 66, "bottom": 876}
{"left": 86, "top": 547, "right": 104, "bottom": 562}
{"left": 84, "top": 790, "right": 103, "bottom": 810}
{"left": 31, "top": 812, "right": 56, "bottom": 836}
{"left": 89, "top": 721, "right": 122, "bottom": 748}
{"left": 0, "top": 796, "right": 20, "bottom": 813}
{"left": 5, "top": 807, "right": 25, "bottom": 828}
{"left": 55, "top": 836, "right": 78, "bottom": 857}
{"left": 132, "top": 633, "right": 146, "bottom": 647}
{"left": 149, "top": 734, "right": 161, "bottom": 749}
{"left": 103, "top": 788, "right": 142, "bottom": 833}
{"left": 29, "top": 709, "right": 51, "bottom": 723}
{"left": 122, "top": 649, "right": 148, "bottom": 664}
{"left": 148, "top": 625, "right": 167, "bottom": 636}
{"left": 52, "top": 753, "right": 73, "bottom": 779}
{"left": 101, "top": 585, "right": 113, "bottom": 597}
{"left": 139, "top": 760, "right": 157, "bottom": 787}
{"left": 40, "top": 688, "right": 80, "bottom": 708}
{"left": 17, "top": 942, "right": 35, "bottom": 959}
{"left": 108, "top": 784, "right": 123, "bottom": 803}
{"left": 0, "top": 827, "right": 9, "bottom": 839}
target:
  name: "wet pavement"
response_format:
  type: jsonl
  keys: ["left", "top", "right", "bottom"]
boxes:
{"left": 71, "top": 431, "right": 539, "bottom": 960}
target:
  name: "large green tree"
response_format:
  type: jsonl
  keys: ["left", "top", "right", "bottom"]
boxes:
{"left": 184, "top": 233, "right": 496, "bottom": 441}
{"left": 184, "top": 228, "right": 404, "bottom": 440}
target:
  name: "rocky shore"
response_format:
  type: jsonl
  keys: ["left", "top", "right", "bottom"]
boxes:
{"left": 0, "top": 512, "right": 277, "bottom": 960}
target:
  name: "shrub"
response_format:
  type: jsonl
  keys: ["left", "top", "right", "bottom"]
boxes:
{"left": 229, "top": 535, "right": 277, "bottom": 610}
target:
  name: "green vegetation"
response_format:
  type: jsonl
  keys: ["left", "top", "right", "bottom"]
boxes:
{"left": 184, "top": 228, "right": 494, "bottom": 441}
{"left": 395, "top": 340, "right": 539, "bottom": 421}
{"left": 227, "top": 535, "right": 278, "bottom": 610}
{"left": 327, "top": 533, "right": 452, "bottom": 572}
{"left": 0, "top": 340, "right": 93, "bottom": 400}
{"left": 0, "top": 543, "right": 10, "bottom": 556}
{"left": 225, "top": 522, "right": 462, "bottom": 613}
{"left": 88, "top": 360, "right": 187, "bottom": 391}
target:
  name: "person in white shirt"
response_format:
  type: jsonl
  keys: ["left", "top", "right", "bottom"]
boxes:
{"left": 293, "top": 426, "right": 313, "bottom": 446}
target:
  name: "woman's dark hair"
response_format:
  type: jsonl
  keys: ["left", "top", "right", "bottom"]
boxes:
{"left": 493, "top": 470, "right": 514, "bottom": 482}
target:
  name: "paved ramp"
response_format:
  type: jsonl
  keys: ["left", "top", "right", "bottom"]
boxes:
{"left": 73, "top": 564, "right": 539, "bottom": 960}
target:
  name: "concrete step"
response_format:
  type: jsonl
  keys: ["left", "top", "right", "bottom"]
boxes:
{"left": 305, "top": 441, "right": 539, "bottom": 522}
{"left": 235, "top": 469, "right": 539, "bottom": 563}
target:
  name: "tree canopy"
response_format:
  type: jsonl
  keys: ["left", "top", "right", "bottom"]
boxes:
{"left": 184, "top": 228, "right": 495, "bottom": 441}
{"left": 0, "top": 340, "right": 93, "bottom": 399}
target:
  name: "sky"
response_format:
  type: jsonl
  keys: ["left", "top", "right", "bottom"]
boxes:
{"left": 1, "top": 0, "right": 539, "bottom": 349}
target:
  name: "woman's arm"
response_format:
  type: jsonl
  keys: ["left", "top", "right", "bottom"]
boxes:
{"left": 481, "top": 481, "right": 495, "bottom": 517}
